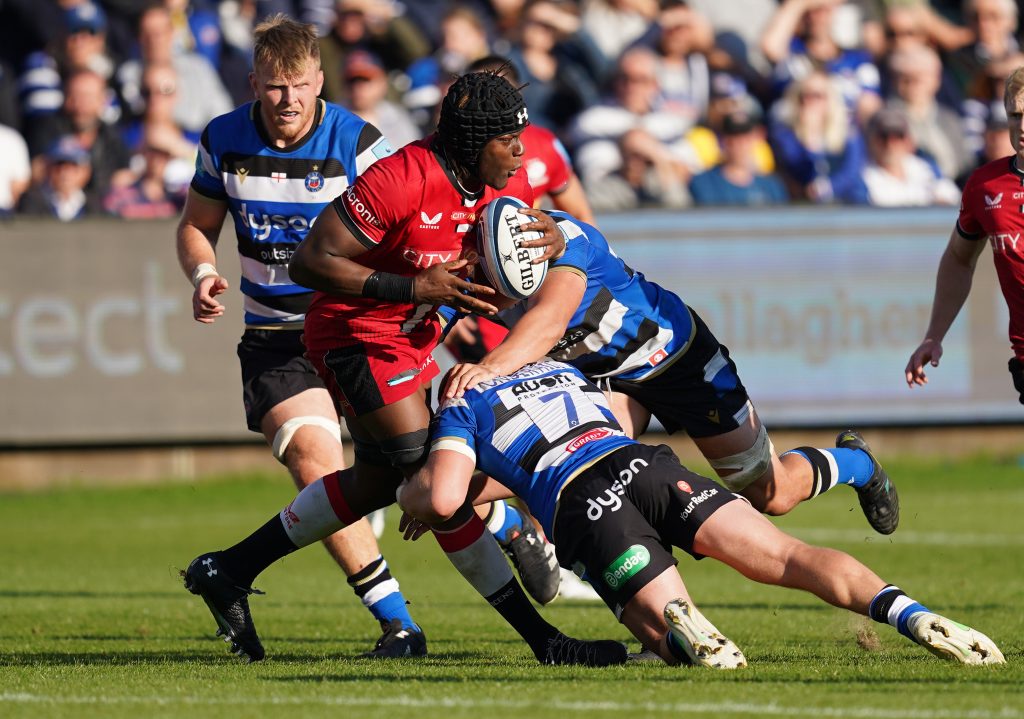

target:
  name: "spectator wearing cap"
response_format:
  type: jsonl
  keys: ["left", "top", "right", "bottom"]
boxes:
{"left": 684, "top": 71, "right": 776, "bottom": 176}
{"left": 959, "top": 104, "right": 1014, "bottom": 184}
{"left": 26, "top": 69, "right": 132, "bottom": 204}
{"left": 343, "top": 50, "right": 420, "bottom": 149}
{"left": 319, "top": 0, "right": 430, "bottom": 107}
{"left": 769, "top": 69, "right": 868, "bottom": 203}
{"left": 885, "top": 46, "right": 973, "bottom": 182}
{"left": 18, "top": 136, "right": 99, "bottom": 220}
{"left": 761, "top": 0, "right": 882, "bottom": 124}
{"left": 103, "top": 124, "right": 187, "bottom": 219}
{"left": 689, "top": 109, "right": 787, "bottom": 206}
{"left": 0, "top": 123, "right": 31, "bottom": 218}
{"left": 115, "top": 5, "right": 232, "bottom": 137}
{"left": 18, "top": 2, "right": 117, "bottom": 122}
{"left": 861, "top": 107, "right": 960, "bottom": 207}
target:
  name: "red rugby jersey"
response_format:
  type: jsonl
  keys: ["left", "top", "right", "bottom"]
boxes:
{"left": 304, "top": 136, "right": 535, "bottom": 349}
{"left": 521, "top": 124, "right": 571, "bottom": 199}
{"left": 957, "top": 156, "right": 1024, "bottom": 360}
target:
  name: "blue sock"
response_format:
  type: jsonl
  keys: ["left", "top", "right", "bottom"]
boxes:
{"left": 784, "top": 446, "right": 873, "bottom": 496}
{"left": 347, "top": 555, "right": 419, "bottom": 632}
{"left": 827, "top": 447, "right": 874, "bottom": 488}
{"left": 868, "top": 585, "right": 929, "bottom": 640}
{"left": 485, "top": 500, "right": 525, "bottom": 546}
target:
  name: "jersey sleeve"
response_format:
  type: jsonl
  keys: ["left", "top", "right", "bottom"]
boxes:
{"left": 430, "top": 397, "right": 479, "bottom": 463}
{"left": 956, "top": 172, "right": 984, "bottom": 240}
{"left": 331, "top": 156, "right": 408, "bottom": 249}
{"left": 353, "top": 122, "right": 395, "bottom": 178}
{"left": 190, "top": 127, "right": 227, "bottom": 201}
{"left": 550, "top": 217, "right": 589, "bottom": 280}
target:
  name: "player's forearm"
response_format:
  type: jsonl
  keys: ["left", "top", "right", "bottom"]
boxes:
{"left": 288, "top": 245, "right": 375, "bottom": 296}
{"left": 481, "top": 312, "right": 565, "bottom": 376}
{"left": 176, "top": 222, "right": 220, "bottom": 281}
{"left": 921, "top": 249, "right": 976, "bottom": 343}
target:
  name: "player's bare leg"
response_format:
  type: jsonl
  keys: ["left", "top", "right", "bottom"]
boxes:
{"left": 619, "top": 568, "right": 746, "bottom": 669}
{"left": 691, "top": 500, "right": 1003, "bottom": 665}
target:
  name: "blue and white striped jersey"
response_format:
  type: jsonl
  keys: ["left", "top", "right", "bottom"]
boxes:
{"left": 499, "top": 213, "right": 695, "bottom": 380}
{"left": 190, "top": 100, "right": 394, "bottom": 327}
{"left": 431, "top": 360, "right": 634, "bottom": 537}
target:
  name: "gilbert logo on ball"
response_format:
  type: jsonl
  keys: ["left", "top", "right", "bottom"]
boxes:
{"left": 477, "top": 197, "right": 548, "bottom": 300}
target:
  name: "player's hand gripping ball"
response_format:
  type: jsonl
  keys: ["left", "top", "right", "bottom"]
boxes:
{"left": 476, "top": 196, "right": 549, "bottom": 300}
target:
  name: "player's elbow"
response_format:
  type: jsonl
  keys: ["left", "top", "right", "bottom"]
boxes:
{"left": 287, "top": 243, "right": 316, "bottom": 287}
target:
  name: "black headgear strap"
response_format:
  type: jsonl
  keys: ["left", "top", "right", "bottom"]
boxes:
{"left": 437, "top": 71, "right": 529, "bottom": 173}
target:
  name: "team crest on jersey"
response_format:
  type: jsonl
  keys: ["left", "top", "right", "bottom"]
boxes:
{"left": 305, "top": 165, "right": 325, "bottom": 193}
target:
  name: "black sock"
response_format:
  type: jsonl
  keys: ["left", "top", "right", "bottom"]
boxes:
{"left": 217, "top": 515, "right": 298, "bottom": 587}
{"left": 484, "top": 577, "right": 559, "bottom": 659}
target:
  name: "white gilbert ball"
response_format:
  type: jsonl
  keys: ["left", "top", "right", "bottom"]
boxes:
{"left": 477, "top": 196, "right": 548, "bottom": 300}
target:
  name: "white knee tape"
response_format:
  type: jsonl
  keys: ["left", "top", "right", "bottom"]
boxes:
{"left": 271, "top": 416, "right": 342, "bottom": 464}
{"left": 708, "top": 424, "right": 775, "bottom": 492}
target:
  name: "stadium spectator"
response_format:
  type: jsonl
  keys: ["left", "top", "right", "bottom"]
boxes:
{"left": 686, "top": 0, "right": 777, "bottom": 79}
{"left": 769, "top": 70, "right": 869, "bottom": 204}
{"left": 18, "top": 136, "right": 99, "bottom": 220}
{"left": 0, "top": 60, "right": 19, "bottom": 131}
{"left": 164, "top": 0, "right": 223, "bottom": 71}
{"left": 860, "top": 107, "right": 960, "bottom": 207}
{"left": 569, "top": 47, "right": 691, "bottom": 200}
{"left": 507, "top": 0, "right": 602, "bottom": 131}
{"left": 318, "top": 0, "right": 430, "bottom": 106}
{"left": 116, "top": 5, "right": 232, "bottom": 137}
{"left": 885, "top": 45, "right": 974, "bottom": 181}
{"left": 19, "top": 2, "right": 117, "bottom": 123}
{"left": 586, "top": 126, "right": 691, "bottom": 211}
{"left": 580, "top": 0, "right": 659, "bottom": 66}
{"left": 634, "top": 1, "right": 715, "bottom": 130}
{"left": 0, "top": 123, "right": 31, "bottom": 217}
{"left": 945, "top": 0, "right": 1021, "bottom": 97}
{"left": 761, "top": 0, "right": 882, "bottom": 123}
{"left": 103, "top": 126, "right": 186, "bottom": 219}
{"left": 906, "top": 64, "right": 1024, "bottom": 405}
{"left": 26, "top": 69, "right": 132, "bottom": 204}
{"left": 342, "top": 50, "right": 419, "bottom": 148}
{"left": 690, "top": 109, "right": 787, "bottom": 206}
{"left": 404, "top": 5, "right": 492, "bottom": 133}
{"left": 878, "top": 1, "right": 972, "bottom": 58}
{"left": 959, "top": 103, "right": 1014, "bottom": 184}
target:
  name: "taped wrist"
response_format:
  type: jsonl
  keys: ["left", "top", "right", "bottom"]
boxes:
{"left": 362, "top": 271, "right": 415, "bottom": 303}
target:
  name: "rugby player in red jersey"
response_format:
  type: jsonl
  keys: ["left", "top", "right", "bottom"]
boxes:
{"left": 907, "top": 65, "right": 1024, "bottom": 404}
{"left": 180, "top": 70, "right": 628, "bottom": 667}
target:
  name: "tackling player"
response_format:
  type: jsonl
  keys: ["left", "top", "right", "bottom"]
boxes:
{"left": 906, "top": 65, "right": 1024, "bottom": 404}
{"left": 400, "top": 360, "right": 1004, "bottom": 667}
{"left": 176, "top": 14, "right": 425, "bottom": 659}
{"left": 181, "top": 70, "right": 627, "bottom": 667}
{"left": 442, "top": 212, "right": 900, "bottom": 535}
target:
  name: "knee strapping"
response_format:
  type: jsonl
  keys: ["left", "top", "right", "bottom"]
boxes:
{"left": 271, "top": 416, "right": 342, "bottom": 464}
{"left": 708, "top": 424, "right": 775, "bottom": 492}
{"left": 353, "top": 434, "right": 390, "bottom": 466}
{"left": 379, "top": 429, "right": 430, "bottom": 468}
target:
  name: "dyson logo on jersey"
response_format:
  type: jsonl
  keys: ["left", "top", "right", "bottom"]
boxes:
{"left": 585, "top": 457, "right": 649, "bottom": 520}
{"left": 343, "top": 186, "right": 382, "bottom": 228}
{"left": 236, "top": 203, "right": 314, "bottom": 240}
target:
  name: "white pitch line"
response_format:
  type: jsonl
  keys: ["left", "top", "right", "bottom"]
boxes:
{"left": 1, "top": 692, "right": 1019, "bottom": 718}
{"left": 783, "top": 527, "right": 1024, "bottom": 547}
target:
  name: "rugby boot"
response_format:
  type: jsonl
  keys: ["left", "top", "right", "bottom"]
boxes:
{"left": 359, "top": 618, "right": 428, "bottom": 659}
{"left": 183, "top": 552, "right": 265, "bottom": 663}
{"left": 908, "top": 612, "right": 1005, "bottom": 665}
{"left": 503, "top": 522, "right": 560, "bottom": 605}
{"left": 664, "top": 599, "right": 746, "bottom": 669}
{"left": 836, "top": 430, "right": 900, "bottom": 535}
{"left": 540, "top": 632, "right": 628, "bottom": 666}
{"left": 909, "top": 614, "right": 1003, "bottom": 671}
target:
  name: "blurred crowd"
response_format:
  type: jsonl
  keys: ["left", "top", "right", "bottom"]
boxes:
{"left": 0, "top": 0, "right": 1020, "bottom": 220}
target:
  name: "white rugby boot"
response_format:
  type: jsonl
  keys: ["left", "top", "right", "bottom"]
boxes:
{"left": 664, "top": 598, "right": 746, "bottom": 669}
{"left": 907, "top": 612, "right": 1005, "bottom": 665}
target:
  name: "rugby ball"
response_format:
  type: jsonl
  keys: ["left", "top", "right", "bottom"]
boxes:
{"left": 477, "top": 196, "right": 548, "bottom": 300}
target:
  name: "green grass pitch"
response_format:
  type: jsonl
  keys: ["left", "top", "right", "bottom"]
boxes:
{"left": 2, "top": 450, "right": 1022, "bottom": 719}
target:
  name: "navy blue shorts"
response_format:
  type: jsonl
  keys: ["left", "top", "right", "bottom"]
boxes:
{"left": 237, "top": 329, "right": 324, "bottom": 432}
